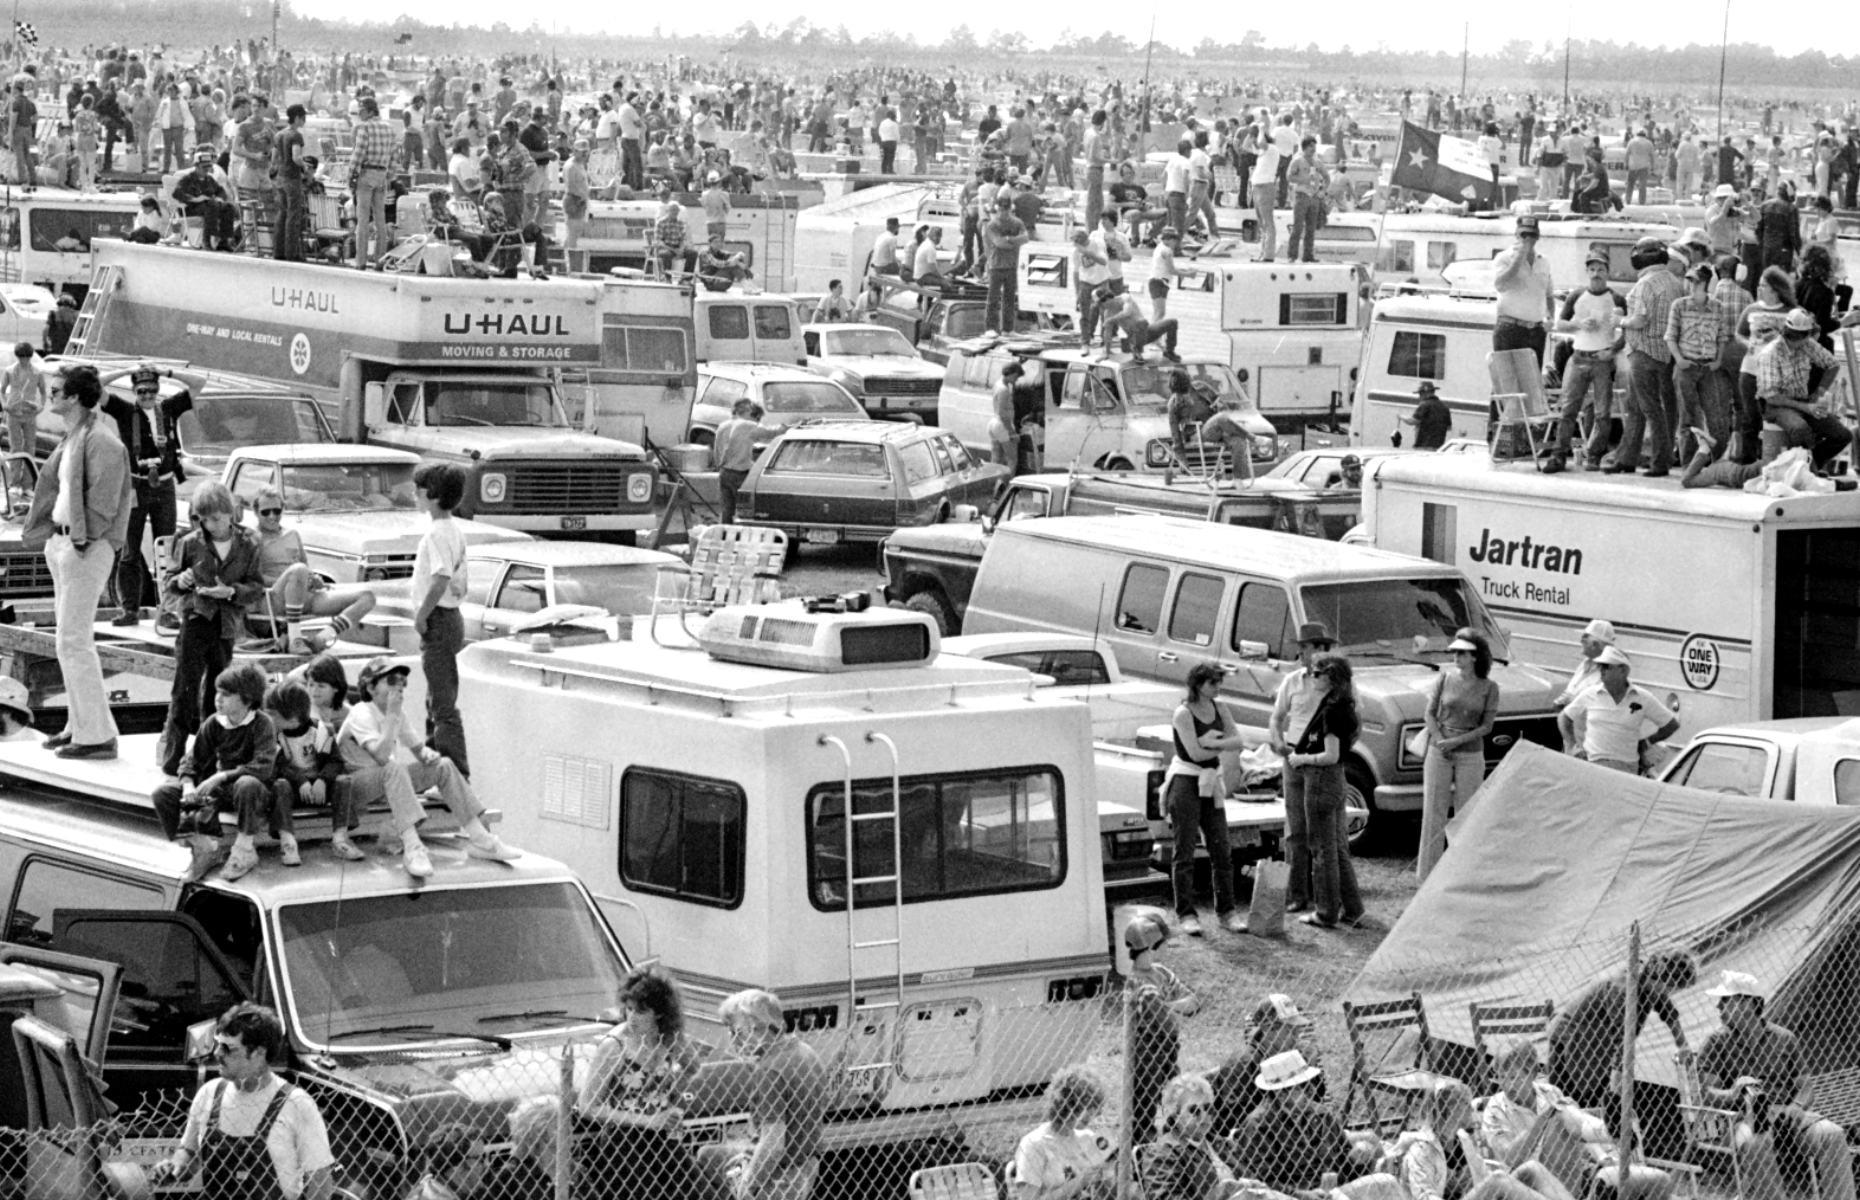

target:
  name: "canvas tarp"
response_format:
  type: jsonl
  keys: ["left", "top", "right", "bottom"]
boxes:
{"left": 1347, "top": 742, "right": 1860, "bottom": 1086}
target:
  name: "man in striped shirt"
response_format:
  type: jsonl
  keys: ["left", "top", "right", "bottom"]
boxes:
{"left": 350, "top": 95, "right": 398, "bottom": 270}
{"left": 1665, "top": 263, "right": 1732, "bottom": 462}
{"left": 1610, "top": 238, "right": 1687, "bottom": 476}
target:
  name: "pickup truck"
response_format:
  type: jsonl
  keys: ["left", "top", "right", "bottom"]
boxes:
{"left": 882, "top": 470, "right": 1337, "bottom": 635}
{"left": 1656, "top": 718, "right": 1860, "bottom": 803}
{"left": 864, "top": 280, "right": 991, "bottom": 366}
{"left": 801, "top": 322, "right": 947, "bottom": 424}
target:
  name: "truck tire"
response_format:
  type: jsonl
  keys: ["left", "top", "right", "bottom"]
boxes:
{"left": 902, "top": 589, "right": 955, "bottom": 636}
{"left": 1343, "top": 760, "right": 1378, "bottom": 852}
{"left": 1098, "top": 455, "right": 1136, "bottom": 471}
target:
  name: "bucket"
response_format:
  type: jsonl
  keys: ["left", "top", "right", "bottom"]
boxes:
{"left": 665, "top": 443, "right": 712, "bottom": 473}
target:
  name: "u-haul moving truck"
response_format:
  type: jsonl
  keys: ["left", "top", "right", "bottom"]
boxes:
{"left": 1361, "top": 455, "right": 1860, "bottom": 736}
{"left": 85, "top": 241, "right": 660, "bottom": 538}
{"left": 460, "top": 602, "right": 1108, "bottom": 1135}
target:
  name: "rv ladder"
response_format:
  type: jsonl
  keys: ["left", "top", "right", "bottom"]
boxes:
{"left": 64, "top": 265, "right": 122, "bottom": 357}
{"left": 818, "top": 731, "right": 908, "bottom": 1082}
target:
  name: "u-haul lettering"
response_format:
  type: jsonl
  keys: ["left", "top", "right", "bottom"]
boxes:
{"left": 440, "top": 312, "right": 573, "bottom": 338}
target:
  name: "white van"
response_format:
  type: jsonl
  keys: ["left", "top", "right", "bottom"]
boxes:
{"left": 1316, "top": 211, "right": 1677, "bottom": 290}
{"left": 1349, "top": 292, "right": 1507, "bottom": 449}
{"left": 961, "top": 515, "right": 1565, "bottom": 837}
{"left": 1360, "top": 454, "right": 1860, "bottom": 738}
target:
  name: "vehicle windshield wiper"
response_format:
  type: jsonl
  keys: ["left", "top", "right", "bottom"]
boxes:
{"left": 324, "top": 1024, "right": 512, "bottom": 1050}
{"left": 477, "top": 1009, "right": 602, "bottom": 1028}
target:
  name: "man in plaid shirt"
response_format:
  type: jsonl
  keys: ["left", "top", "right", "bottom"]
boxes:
{"left": 1610, "top": 238, "right": 1687, "bottom": 476}
{"left": 1755, "top": 309, "right": 1845, "bottom": 470}
{"left": 1665, "top": 263, "right": 1732, "bottom": 462}
{"left": 350, "top": 95, "right": 397, "bottom": 270}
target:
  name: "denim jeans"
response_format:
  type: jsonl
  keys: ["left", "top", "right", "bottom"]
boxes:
{"left": 1673, "top": 360, "right": 1729, "bottom": 461}
{"left": 1166, "top": 773, "right": 1234, "bottom": 918}
{"left": 159, "top": 615, "right": 233, "bottom": 777}
{"left": 1618, "top": 351, "right": 1675, "bottom": 472}
{"left": 1289, "top": 194, "right": 1322, "bottom": 262}
{"left": 422, "top": 606, "right": 468, "bottom": 776}
{"left": 1253, "top": 188, "right": 1277, "bottom": 260}
{"left": 1299, "top": 764, "right": 1362, "bottom": 923}
{"left": 48, "top": 536, "right": 119, "bottom": 746}
{"left": 985, "top": 269, "right": 1018, "bottom": 334}
{"left": 1418, "top": 747, "right": 1485, "bottom": 882}
{"left": 117, "top": 482, "right": 176, "bottom": 612}
{"left": 1556, "top": 351, "right": 1617, "bottom": 463}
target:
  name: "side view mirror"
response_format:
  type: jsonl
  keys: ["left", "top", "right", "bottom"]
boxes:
{"left": 980, "top": 514, "right": 997, "bottom": 533}
{"left": 1235, "top": 639, "right": 1270, "bottom": 661}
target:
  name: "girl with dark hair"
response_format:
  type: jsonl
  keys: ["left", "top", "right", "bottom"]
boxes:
{"left": 1732, "top": 267, "right": 1797, "bottom": 462}
{"left": 1795, "top": 245, "right": 1840, "bottom": 350}
{"left": 1163, "top": 662, "right": 1248, "bottom": 936}
{"left": 1417, "top": 629, "right": 1500, "bottom": 882}
{"left": 578, "top": 966, "right": 704, "bottom": 1200}
{"left": 1285, "top": 654, "right": 1366, "bottom": 929}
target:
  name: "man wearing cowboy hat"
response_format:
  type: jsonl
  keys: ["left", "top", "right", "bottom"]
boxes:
{"left": 1754, "top": 308, "right": 1845, "bottom": 472}
{"left": 1695, "top": 971, "right": 1855, "bottom": 1200}
{"left": 1270, "top": 621, "right": 1336, "bottom": 914}
{"left": 1557, "top": 645, "right": 1678, "bottom": 773}
{"left": 1207, "top": 994, "right": 1326, "bottom": 1135}
{"left": 0, "top": 676, "right": 39, "bottom": 741}
{"left": 172, "top": 144, "right": 238, "bottom": 251}
{"left": 1401, "top": 381, "right": 1451, "bottom": 451}
{"left": 1235, "top": 1050, "right": 1383, "bottom": 1195}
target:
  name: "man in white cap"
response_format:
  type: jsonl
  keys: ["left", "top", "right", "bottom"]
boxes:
{"left": 1235, "top": 1050, "right": 1390, "bottom": 1196}
{"left": 0, "top": 676, "right": 38, "bottom": 741}
{"left": 1208, "top": 994, "right": 1322, "bottom": 1134}
{"left": 1695, "top": 970, "right": 1855, "bottom": 1200}
{"left": 1557, "top": 619, "right": 1617, "bottom": 713}
{"left": 1558, "top": 645, "right": 1679, "bottom": 773}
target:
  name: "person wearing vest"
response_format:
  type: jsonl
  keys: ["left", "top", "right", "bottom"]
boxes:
{"left": 1162, "top": 662, "right": 1248, "bottom": 937}
{"left": 148, "top": 1003, "right": 335, "bottom": 1200}
{"left": 101, "top": 363, "right": 201, "bottom": 628}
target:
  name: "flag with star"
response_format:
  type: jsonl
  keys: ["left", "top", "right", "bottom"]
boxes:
{"left": 13, "top": 21, "right": 37, "bottom": 47}
{"left": 1390, "top": 120, "right": 1497, "bottom": 208}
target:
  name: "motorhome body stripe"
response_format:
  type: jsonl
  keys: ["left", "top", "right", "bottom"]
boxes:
{"left": 1483, "top": 602, "right": 1753, "bottom": 647}
{"left": 669, "top": 953, "right": 1111, "bottom": 1002}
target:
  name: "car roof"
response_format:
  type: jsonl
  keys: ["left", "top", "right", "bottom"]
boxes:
{"left": 803, "top": 322, "right": 891, "bottom": 335}
{"left": 772, "top": 420, "right": 930, "bottom": 444}
{"left": 702, "top": 362, "right": 834, "bottom": 383}
{"left": 234, "top": 444, "right": 419, "bottom": 465}
{"left": 466, "top": 540, "right": 680, "bottom": 568}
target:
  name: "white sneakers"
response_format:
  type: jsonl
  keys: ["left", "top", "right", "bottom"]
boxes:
{"left": 402, "top": 839, "right": 434, "bottom": 879}
{"left": 222, "top": 841, "right": 260, "bottom": 881}
{"left": 1179, "top": 913, "right": 1204, "bottom": 937}
{"left": 467, "top": 831, "right": 520, "bottom": 862}
{"left": 279, "top": 833, "right": 301, "bottom": 867}
{"left": 330, "top": 830, "right": 366, "bottom": 861}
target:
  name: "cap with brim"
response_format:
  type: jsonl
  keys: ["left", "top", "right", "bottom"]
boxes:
{"left": 1585, "top": 250, "right": 1609, "bottom": 267}
{"left": 1680, "top": 227, "right": 1710, "bottom": 250}
{"left": 1713, "top": 183, "right": 1737, "bottom": 198}
{"left": 1296, "top": 621, "right": 1333, "bottom": 646}
{"left": 1256, "top": 1049, "right": 1323, "bottom": 1091}
{"left": 130, "top": 367, "right": 160, "bottom": 388}
{"left": 193, "top": 146, "right": 215, "bottom": 163}
{"left": 1517, "top": 216, "right": 1540, "bottom": 234}
{"left": 358, "top": 656, "right": 412, "bottom": 691}
{"left": 1581, "top": 618, "right": 1616, "bottom": 644}
{"left": 1416, "top": 381, "right": 1439, "bottom": 395}
{"left": 1253, "top": 993, "right": 1313, "bottom": 1027}
{"left": 0, "top": 677, "right": 32, "bottom": 724}
{"left": 1340, "top": 454, "right": 1362, "bottom": 468}
{"left": 1705, "top": 970, "right": 1764, "bottom": 999}
{"left": 1784, "top": 308, "right": 1815, "bottom": 332}
{"left": 1594, "top": 645, "right": 1631, "bottom": 668}
{"left": 1448, "top": 637, "right": 1479, "bottom": 653}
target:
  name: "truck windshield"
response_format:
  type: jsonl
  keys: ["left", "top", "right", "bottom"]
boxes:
{"left": 280, "top": 462, "right": 418, "bottom": 513}
{"left": 179, "top": 397, "right": 334, "bottom": 457}
{"left": 427, "top": 383, "right": 567, "bottom": 428}
{"left": 1120, "top": 363, "right": 1256, "bottom": 412}
{"left": 276, "top": 881, "right": 628, "bottom": 1048}
{"left": 1299, "top": 577, "right": 1511, "bottom": 662}
{"left": 822, "top": 329, "right": 920, "bottom": 358}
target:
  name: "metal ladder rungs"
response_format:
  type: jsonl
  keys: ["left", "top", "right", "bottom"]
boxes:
{"left": 850, "top": 873, "right": 899, "bottom": 887}
{"left": 849, "top": 811, "right": 896, "bottom": 823}
{"left": 853, "top": 937, "right": 901, "bottom": 951}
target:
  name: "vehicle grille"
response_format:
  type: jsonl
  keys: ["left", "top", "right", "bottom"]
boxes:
{"left": 0, "top": 551, "right": 53, "bottom": 598}
{"left": 863, "top": 376, "right": 942, "bottom": 399}
{"left": 501, "top": 465, "right": 635, "bottom": 515}
{"left": 1483, "top": 713, "right": 1561, "bottom": 768}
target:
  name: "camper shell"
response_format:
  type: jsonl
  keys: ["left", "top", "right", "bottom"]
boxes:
{"left": 572, "top": 192, "right": 800, "bottom": 291}
{"left": 1350, "top": 292, "right": 1507, "bottom": 449}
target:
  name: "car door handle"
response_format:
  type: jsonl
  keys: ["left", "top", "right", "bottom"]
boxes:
{"left": 1158, "top": 651, "right": 1180, "bottom": 663}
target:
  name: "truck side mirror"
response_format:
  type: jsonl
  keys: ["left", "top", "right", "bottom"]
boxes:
{"left": 1234, "top": 639, "right": 1270, "bottom": 660}
{"left": 980, "top": 514, "right": 996, "bottom": 533}
{"left": 362, "top": 383, "right": 385, "bottom": 429}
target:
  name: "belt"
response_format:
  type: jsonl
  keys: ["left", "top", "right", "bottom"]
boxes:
{"left": 1496, "top": 316, "right": 1545, "bottom": 328}
{"left": 1573, "top": 349, "right": 1613, "bottom": 359}
{"left": 357, "top": 163, "right": 388, "bottom": 170}
{"left": 54, "top": 524, "right": 74, "bottom": 536}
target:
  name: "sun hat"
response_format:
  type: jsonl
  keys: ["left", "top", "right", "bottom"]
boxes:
{"left": 1705, "top": 970, "right": 1764, "bottom": 999}
{"left": 1296, "top": 621, "right": 1334, "bottom": 646}
{"left": 1256, "top": 1050, "right": 1323, "bottom": 1091}
{"left": 1595, "top": 645, "right": 1631, "bottom": 668}
{"left": 1581, "top": 619, "right": 1616, "bottom": 644}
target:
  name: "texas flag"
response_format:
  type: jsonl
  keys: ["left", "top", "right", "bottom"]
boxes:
{"left": 1390, "top": 120, "right": 1498, "bottom": 208}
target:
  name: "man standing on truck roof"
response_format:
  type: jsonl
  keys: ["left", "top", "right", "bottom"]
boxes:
{"left": 100, "top": 364, "right": 196, "bottom": 628}
{"left": 25, "top": 365, "right": 132, "bottom": 760}
{"left": 147, "top": 1003, "right": 335, "bottom": 1200}
{"left": 983, "top": 196, "right": 1029, "bottom": 335}
{"left": 1492, "top": 216, "right": 1555, "bottom": 367}
{"left": 410, "top": 463, "right": 473, "bottom": 777}
{"left": 1614, "top": 236, "right": 1687, "bottom": 477}
{"left": 1557, "top": 646, "right": 1678, "bottom": 774}
{"left": 1546, "top": 251, "right": 1627, "bottom": 473}
{"left": 272, "top": 104, "right": 309, "bottom": 263}
{"left": 350, "top": 95, "right": 396, "bottom": 271}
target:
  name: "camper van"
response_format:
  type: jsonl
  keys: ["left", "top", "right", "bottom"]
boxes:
{"left": 1314, "top": 211, "right": 1677, "bottom": 290}
{"left": 1349, "top": 292, "right": 1520, "bottom": 449}
{"left": 793, "top": 184, "right": 958, "bottom": 296}
{"left": 460, "top": 602, "right": 1110, "bottom": 1124}
{"left": 0, "top": 188, "right": 144, "bottom": 302}
{"left": 571, "top": 192, "right": 800, "bottom": 291}
{"left": 1360, "top": 455, "right": 1860, "bottom": 738}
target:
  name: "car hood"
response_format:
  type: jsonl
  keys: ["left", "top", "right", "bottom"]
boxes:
{"left": 829, "top": 357, "right": 944, "bottom": 377}
{"left": 884, "top": 521, "right": 990, "bottom": 559}
{"left": 1348, "top": 660, "right": 1565, "bottom": 717}
{"left": 291, "top": 513, "right": 525, "bottom": 553}
{"left": 396, "top": 430, "right": 646, "bottom": 459}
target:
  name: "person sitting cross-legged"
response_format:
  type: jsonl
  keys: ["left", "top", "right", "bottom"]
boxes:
{"left": 151, "top": 662, "right": 279, "bottom": 882}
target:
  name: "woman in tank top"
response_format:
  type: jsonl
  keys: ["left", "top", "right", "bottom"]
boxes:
{"left": 1162, "top": 663, "right": 1247, "bottom": 936}
{"left": 1417, "top": 629, "right": 1500, "bottom": 882}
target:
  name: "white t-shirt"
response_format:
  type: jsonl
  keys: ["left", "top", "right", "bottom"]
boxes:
{"left": 1250, "top": 141, "right": 1280, "bottom": 187}
{"left": 1566, "top": 288, "right": 1623, "bottom": 353}
{"left": 447, "top": 152, "right": 481, "bottom": 193}
{"left": 878, "top": 116, "right": 899, "bottom": 143}
{"left": 411, "top": 515, "right": 467, "bottom": 610}
{"left": 1164, "top": 153, "right": 1191, "bottom": 195}
{"left": 913, "top": 238, "right": 939, "bottom": 278}
{"left": 1569, "top": 682, "right": 1674, "bottom": 764}
{"left": 180, "top": 1078, "right": 334, "bottom": 1200}
{"left": 1011, "top": 1123, "right": 1114, "bottom": 1196}
{"left": 1492, "top": 249, "right": 1555, "bottom": 324}
{"left": 871, "top": 230, "right": 901, "bottom": 271}
{"left": 1078, "top": 231, "right": 1111, "bottom": 287}
{"left": 594, "top": 110, "right": 620, "bottom": 142}
{"left": 1271, "top": 123, "right": 1299, "bottom": 162}
{"left": 338, "top": 698, "right": 419, "bottom": 769}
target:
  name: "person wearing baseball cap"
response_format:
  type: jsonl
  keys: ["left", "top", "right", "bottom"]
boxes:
{"left": 1556, "top": 619, "right": 1617, "bottom": 711}
{"left": 1327, "top": 454, "right": 1363, "bottom": 491}
{"left": 172, "top": 141, "right": 238, "bottom": 251}
{"left": 337, "top": 655, "right": 520, "bottom": 879}
{"left": 1753, "top": 308, "right": 1846, "bottom": 471}
{"left": 1696, "top": 970, "right": 1855, "bottom": 1200}
{"left": 1207, "top": 994, "right": 1323, "bottom": 1133}
{"left": 0, "top": 676, "right": 37, "bottom": 741}
{"left": 1493, "top": 215, "right": 1555, "bottom": 368}
{"left": 1557, "top": 644, "right": 1678, "bottom": 773}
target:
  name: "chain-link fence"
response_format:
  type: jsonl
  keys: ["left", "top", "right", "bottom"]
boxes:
{"left": 8, "top": 918, "right": 1860, "bottom": 1200}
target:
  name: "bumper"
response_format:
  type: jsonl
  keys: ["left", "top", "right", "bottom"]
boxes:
{"left": 475, "top": 512, "right": 654, "bottom": 533}
{"left": 1373, "top": 782, "right": 1424, "bottom": 813}
{"left": 744, "top": 523, "right": 895, "bottom": 545}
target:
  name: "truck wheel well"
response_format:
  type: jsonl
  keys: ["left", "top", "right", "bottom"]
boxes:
{"left": 1342, "top": 757, "right": 1379, "bottom": 852}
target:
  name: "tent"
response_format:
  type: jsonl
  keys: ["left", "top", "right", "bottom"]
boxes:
{"left": 1347, "top": 742, "right": 1860, "bottom": 1088}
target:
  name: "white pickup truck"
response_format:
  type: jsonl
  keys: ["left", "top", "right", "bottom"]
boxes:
{"left": 1656, "top": 718, "right": 1860, "bottom": 804}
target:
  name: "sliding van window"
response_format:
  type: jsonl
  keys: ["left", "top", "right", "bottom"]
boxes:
{"left": 1168, "top": 573, "right": 1225, "bottom": 646}
{"left": 807, "top": 768, "right": 1065, "bottom": 910}
{"left": 1116, "top": 563, "right": 1169, "bottom": 634}
{"left": 619, "top": 769, "right": 747, "bottom": 908}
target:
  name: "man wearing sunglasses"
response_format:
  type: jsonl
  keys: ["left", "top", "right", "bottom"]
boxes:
{"left": 148, "top": 1002, "right": 335, "bottom": 1200}
{"left": 98, "top": 362, "right": 206, "bottom": 630}
{"left": 249, "top": 485, "right": 377, "bottom": 655}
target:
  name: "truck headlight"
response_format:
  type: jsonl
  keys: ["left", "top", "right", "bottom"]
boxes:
{"left": 363, "top": 567, "right": 391, "bottom": 582}
{"left": 1145, "top": 439, "right": 1172, "bottom": 468}
{"left": 480, "top": 473, "right": 507, "bottom": 504}
{"left": 1254, "top": 435, "right": 1277, "bottom": 459}
{"left": 626, "top": 472, "right": 654, "bottom": 503}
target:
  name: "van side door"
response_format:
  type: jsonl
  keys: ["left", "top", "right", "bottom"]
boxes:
{"left": 1224, "top": 580, "right": 1300, "bottom": 730}
{"left": 1152, "top": 568, "right": 1231, "bottom": 685}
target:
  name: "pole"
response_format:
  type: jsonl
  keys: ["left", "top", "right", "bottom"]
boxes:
{"left": 1138, "top": 13, "right": 1156, "bottom": 137}
{"left": 1618, "top": 922, "right": 1640, "bottom": 1195}
{"left": 271, "top": 0, "right": 280, "bottom": 65}
{"left": 1460, "top": 23, "right": 1469, "bottom": 103}
{"left": 1715, "top": 0, "right": 1730, "bottom": 141}
{"left": 1562, "top": 18, "right": 1571, "bottom": 112}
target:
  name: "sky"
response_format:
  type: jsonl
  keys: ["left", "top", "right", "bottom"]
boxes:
{"left": 307, "top": 0, "right": 1814, "bottom": 58}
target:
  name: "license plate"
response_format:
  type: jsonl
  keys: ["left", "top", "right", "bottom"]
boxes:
{"left": 560, "top": 515, "right": 587, "bottom": 531}
{"left": 802, "top": 528, "right": 841, "bottom": 545}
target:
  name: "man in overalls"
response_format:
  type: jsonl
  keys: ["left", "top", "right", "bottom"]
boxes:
{"left": 148, "top": 1003, "right": 335, "bottom": 1200}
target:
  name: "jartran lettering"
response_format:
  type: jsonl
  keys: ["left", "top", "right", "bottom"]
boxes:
{"left": 440, "top": 312, "right": 572, "bottom": 338}
{"left": 1466, "top": 527, "right": 1583, "bottom": 574}
{"left": 269, "top": 288, "right": 341, "bottom": 314}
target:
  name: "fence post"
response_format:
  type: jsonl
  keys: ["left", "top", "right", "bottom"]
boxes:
{"left": 1119, "top": 978, "right": 1134, "bottom": 1200}
{"left": 1619, "top": 921, "right": 1639, "bottom": 1194}
{"left": 557, "top": 1043, "right": 575, "bottom": 1200}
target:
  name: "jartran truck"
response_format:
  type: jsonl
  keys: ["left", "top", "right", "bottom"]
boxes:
{"left": 1361, "top": 455, "right": 1860, "bottom": 738}
{"left": 83, "top": 241, "right": 658, "bottom": 540}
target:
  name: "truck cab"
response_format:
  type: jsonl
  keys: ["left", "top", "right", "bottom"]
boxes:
{"left": 802, "top": 322, "right": 945, "bottom": 424}
{"left": 865, "top": 281, "right": 990, "bottom": 366}
{"left": 1657, "top": 719, "right": 1860, "bottom": 805}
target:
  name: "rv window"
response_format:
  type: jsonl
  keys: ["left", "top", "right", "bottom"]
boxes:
{"left": 7, "top": 859, "right": 162, "bottom": 948}
{"left": 619, "top": 769, "right": 746, "bottom": 908}
{"left": 28, "top": 207, "right": 134, "bottom": 253}
{"left": 604, "top": 324, "right": 691, "bottom": 374}
{"left": 754, "top": 305, "right": 793, "bottom": 340}
{"left": 1167, "top": 573, "right": 1225, "bottom": 647}
{"left": 1387, "top": 331, "right": 1448, "bottom": 381}
{"left": 1834, "top": 762, "right": 1860, "bottom": 806}
{"left": 1664, "top": 742, "right": 1769, "bottom": 797}
{"left": 807, "top": 768, "right": 1065, "bottom": 910}
{"left": 708, "top": 305, "right": 751, "bottom": 341}
{"left": 1116, "top": 563, "right": 1169, "bottom": 634}
{"left": 494, "top": 564, "right": 549, "bottom": 615}
{"left": 1280, "top": 294, "right": 1349, "bottom": 326}
{"left": 1427, "top": 242, "right": 1458, "bottom": 271}
{"left": 1382, "top": 240, "right": 1415, "bottom": 275}
{"left": 1231, "top": 583, "right": 1295, "bottom": 660}
{"left": 985, "top": 649, "right": 1113, "bottom": 687}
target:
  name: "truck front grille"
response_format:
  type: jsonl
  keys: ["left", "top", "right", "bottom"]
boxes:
{"left": 863, "top": 376, "right": 942, "bottom": 399}
{"left": 0, "top": 551, "right": 54, "bottom": 598}
{"left": 502, "top": 465, "right": 635, "bottom": 515}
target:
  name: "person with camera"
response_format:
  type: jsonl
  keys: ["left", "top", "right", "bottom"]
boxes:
{"left": 1694, "top": 971, "right": 1854, "bottom": 1200}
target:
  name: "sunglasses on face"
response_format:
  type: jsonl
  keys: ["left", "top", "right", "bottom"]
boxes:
{"left": 135, "top": 388, "right": 158, "bottom": 396}
{"left": 259, "top": 507, "right": 283, "bottom": 517}
{"left": 212, "top": 1039, "right": 246, "bottom": 1058}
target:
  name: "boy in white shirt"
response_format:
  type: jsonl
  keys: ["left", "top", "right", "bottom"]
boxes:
{"left": 410, "top": 463, "right": 471, "bottom": 776}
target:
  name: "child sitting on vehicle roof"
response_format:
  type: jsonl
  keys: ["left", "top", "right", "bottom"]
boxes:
{"left": 151, "top": 662, "right": 279, "bottom": 883}
{"left": 264, "top": 677, "right": 345, "bottom": 867}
